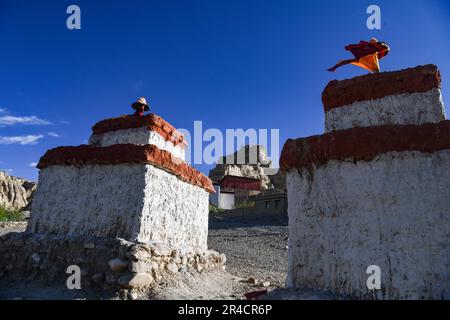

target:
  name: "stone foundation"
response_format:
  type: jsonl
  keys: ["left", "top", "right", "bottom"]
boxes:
{"left": 0, "top": 232, "right": 225, "bottom": 292}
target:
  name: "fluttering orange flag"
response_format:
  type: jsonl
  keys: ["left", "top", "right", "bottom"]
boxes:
{"left": 328, "top": 38, "right": 390, "bottom": 73}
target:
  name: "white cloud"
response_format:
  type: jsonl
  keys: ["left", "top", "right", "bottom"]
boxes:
{"left": 1, "top": 168, "right": 14, "bottom": 174}
{"left": 0, "top": 135, "right": 44, "bottom": 145}
{"left": 29, "top": 162, "right": 38, "bottom": 167}
{"left": 47, "top": 132, "right": 60, "bottom": 137}
{"left": 0, "top": 108, "right": 5, "bottom": 113}
{"left": 0, "top": 115, "right": 51, "bottom": 126}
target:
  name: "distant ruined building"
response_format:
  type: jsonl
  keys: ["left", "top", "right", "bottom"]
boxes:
{"left": 209, "top": 145, "right": 286, "bottom": 211}
{"left": 209, "top": 145, "right": 274, "bottom": 187}
{"left": 280, "top": 65, "right": 449, "bottom": 299}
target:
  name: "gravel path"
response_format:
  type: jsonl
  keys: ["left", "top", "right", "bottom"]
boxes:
{"left": 208, "top": 215, "right": 289, "bottom": 288}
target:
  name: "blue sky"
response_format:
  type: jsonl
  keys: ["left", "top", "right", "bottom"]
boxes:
{"left": 1, "top": 0, "right": 449, "bottom": 181}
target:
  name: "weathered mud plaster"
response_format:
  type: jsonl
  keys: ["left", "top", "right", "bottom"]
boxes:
{"left": 89, "top": 128, "right": 186, "bottom": 160}
{"left": 91, "top": 113, "right": 187, "bottom": 147}
{"left": 322, "top": 64, "right": 441, "bottom": 111}
{"left": 325, "top": 88, "right": 446, "bottom": 132}
{"left": 282, "top": 65, "right": 449, "bottom": 299}
{"left": 285, "top": 150, "right": 450, "bottom": 299}
{"left": 139, "top": 164, "right": 209, "bottom": 248}
{"left": 29, "top": 164, "right": 209, "bottom": 249}
{"left": 37, "top": 144, "right": 214, "bottom": 193}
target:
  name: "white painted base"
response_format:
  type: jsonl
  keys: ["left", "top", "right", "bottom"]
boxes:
{"left": 286, "top": 150, "right": 450, "bottom": 299}
{"left": 89, "top": 128, "right": 185, "bottom": 161}
{"left": 325, "top": 89, "right": 446, "bottom": 132}
{"left": 29, "top": 164, "right": 208, "bottom": 249}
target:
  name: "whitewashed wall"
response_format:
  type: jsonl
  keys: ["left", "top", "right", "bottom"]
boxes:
{"left": 286, "top": 150, "right": 450, "bottom": 299}
{"left": 89, "top": 127, "right": 186, "bottom": 160}
{"left": 219, "top": 192, "right": 235, "bottom": 210}
{"left": 325, "top": 88, "right": 446, "bottom": 132}
{"left": 138, "top": 164, "right": 209, "bottom": 249}
{"left": 29, "top": 164, "right": 208, "bottom": 249}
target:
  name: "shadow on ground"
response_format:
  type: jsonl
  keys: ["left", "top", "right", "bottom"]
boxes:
{"left": 209, "top": 215, "right": 288, "bottom": 230}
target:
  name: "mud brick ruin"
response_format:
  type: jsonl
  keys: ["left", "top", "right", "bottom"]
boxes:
{"left": 0, "top": 113, "right": 225, "bottom": 293}
{"left": 280, "top": 65, "right": 450, "bottom": 299}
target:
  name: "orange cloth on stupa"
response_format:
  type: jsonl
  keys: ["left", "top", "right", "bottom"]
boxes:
{"left": 328, "top": 39, "right": 390, "bottom": 73}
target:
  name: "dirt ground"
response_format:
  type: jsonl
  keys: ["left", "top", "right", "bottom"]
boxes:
{"left": 0, "top": 216, "right": 335, "bottom": 300}
{"left": 208, "top": 215, "right": 289, "bottom": 288}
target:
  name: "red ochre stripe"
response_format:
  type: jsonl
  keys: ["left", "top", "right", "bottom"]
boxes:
{"left": 280, "top": 121, "right": 450, "bottom": 171}
{"left": 322, "top": 64, "right": 441, "bottom": 112}
{"left": 91, "top": 114, "right": 187, "bottom": 147}
{"left": 37, "top": 144, "right": 214, "bottom": 193}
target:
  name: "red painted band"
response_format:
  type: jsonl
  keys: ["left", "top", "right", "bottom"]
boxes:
{"left": 322, "top": 65, "right": 441, "bottom": 111}
{"left": 280, "top": 121, "right": 450, "bottom": 171}
{"left": 91, "top": 114, "right": 187, "bottom": 147}
{"left": 37, "top": 144, "right": 214, "bottom": 193}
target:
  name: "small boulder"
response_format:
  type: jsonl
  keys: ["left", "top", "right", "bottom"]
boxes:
{"left": 128, "top": 290, "right": 139, "bottom": 300}
{"left": 166, "top": 263, "right": 178, "bottom": 273}
{"left": 131, "top": 261, "right": 152, "bottom": 273}
{"left": 108, "top": 258, "right": 129, "bottom": 273}
{"left": 84, "top": 242, "right": 95, "bottom": 249}
{"left": 126, "top": 248, "right": 151, "bottom": 261}
{"left": 118, "top": 273, "right": 154, "bottom": 289}
{"left": 153, "top": 243, "right": 172, "bottom": 256}
{"left": 179, "top": 267, "right": 188, "bottom": 274}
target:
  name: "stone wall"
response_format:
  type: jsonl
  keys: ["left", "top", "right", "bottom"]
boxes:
{"left": 0, "top": 232, "right": 225, "bottom": 293}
